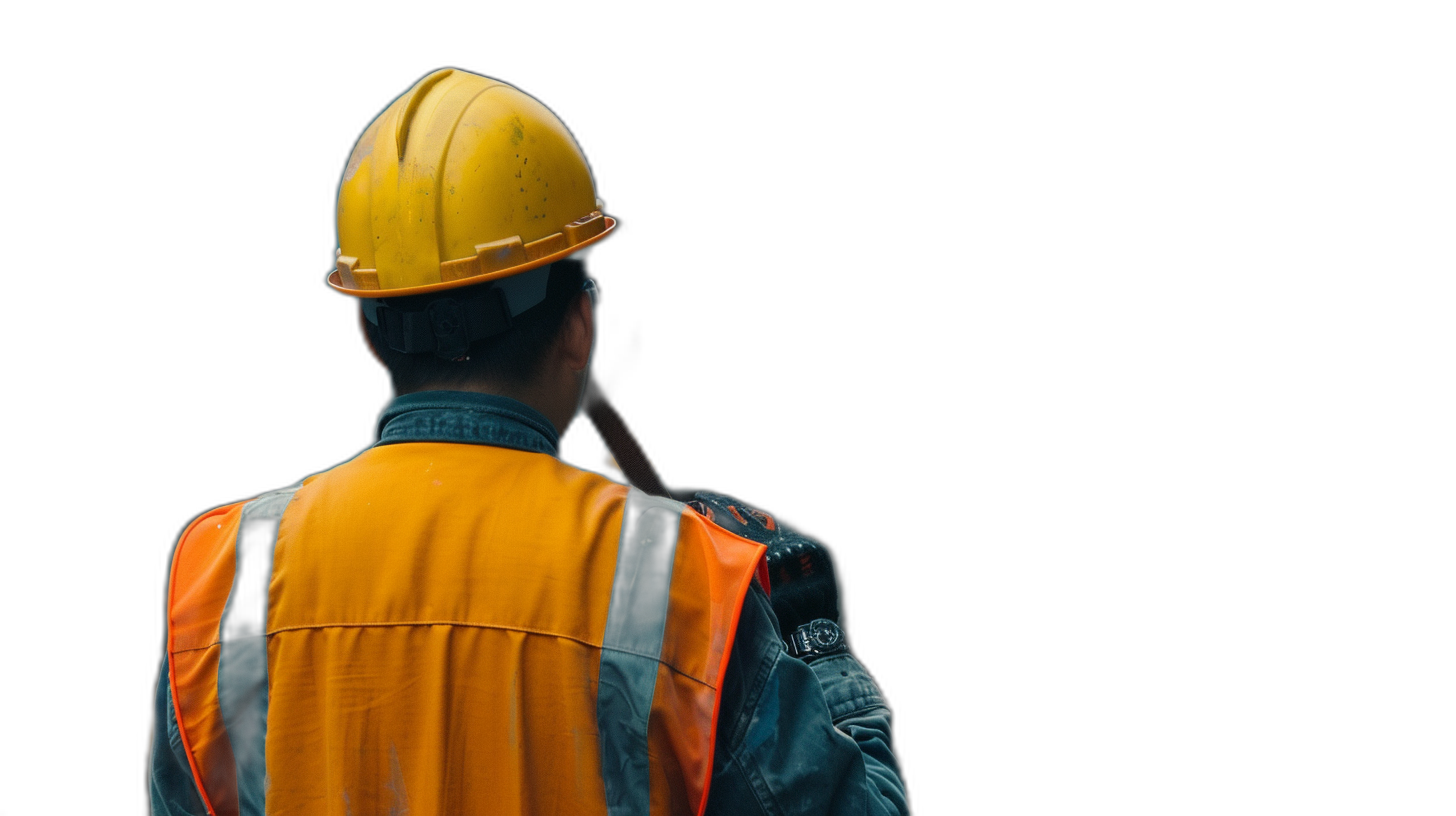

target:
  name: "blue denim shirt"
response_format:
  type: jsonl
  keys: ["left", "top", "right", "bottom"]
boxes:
{"left": 152, "top": 391, "right": 908, "bottom": 815}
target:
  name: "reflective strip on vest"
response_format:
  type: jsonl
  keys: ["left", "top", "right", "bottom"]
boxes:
{"left": 167, "top": 486, "right": 295, "bottom": 816}
{"left": 597, "top": 489, "right": 683, "bottom": 816}
{"left": 217, "top": 487, "right": 297, "bottom": 816}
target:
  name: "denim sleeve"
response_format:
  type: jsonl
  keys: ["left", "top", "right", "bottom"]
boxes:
{"left": 705, "top": 583, "right": 909, "bottom": 816}
{"left": 150, "top": 657, "right": 209, "bottom": 816}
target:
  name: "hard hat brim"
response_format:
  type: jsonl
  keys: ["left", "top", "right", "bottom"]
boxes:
{"left": 328, "top": 216, "right": 617, "bottom": 299}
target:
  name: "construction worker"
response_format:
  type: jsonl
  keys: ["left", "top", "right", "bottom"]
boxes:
{"left": 149, "top": 68, "right": 907, "bottom": 816}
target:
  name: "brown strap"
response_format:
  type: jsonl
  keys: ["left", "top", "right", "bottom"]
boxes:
{"left": 585, "top": 379, "right": 672, "bottom": 498}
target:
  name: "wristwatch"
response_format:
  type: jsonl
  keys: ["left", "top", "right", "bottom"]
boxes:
{"left": 783, "top": 618, "right": 848, "bottom": 662}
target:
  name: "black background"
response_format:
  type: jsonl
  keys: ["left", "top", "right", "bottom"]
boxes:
{"left": 105, "top": 52, "right": 966, "bottom": 810}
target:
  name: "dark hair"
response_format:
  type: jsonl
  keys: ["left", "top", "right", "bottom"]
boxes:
{"left": 362, "top": 259, "right": 588, "bottom": 394}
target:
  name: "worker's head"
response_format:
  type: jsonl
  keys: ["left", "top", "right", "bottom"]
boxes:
{"left": 331, "top": 68, "right": 615, "bottom": 431}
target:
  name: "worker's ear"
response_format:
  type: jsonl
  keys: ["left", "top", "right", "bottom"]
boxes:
{"left": 359, "top": 309, "right": 386, "bottom": 367}
{"left": 559, "top": 290, "right": 594, "bottom": 373}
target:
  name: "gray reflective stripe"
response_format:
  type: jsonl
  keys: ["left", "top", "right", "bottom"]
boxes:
{"left": 218, "top": 487, "right": 297, "bottom": 816}
{"left": 597, "top": 489, "right": 684, "bottom": 816}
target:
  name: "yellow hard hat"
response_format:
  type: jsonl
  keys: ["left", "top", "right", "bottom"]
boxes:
{"left": 330, "top": 68, "right": 615, "bottom": 298}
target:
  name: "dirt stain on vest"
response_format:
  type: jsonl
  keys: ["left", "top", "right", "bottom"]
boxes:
{"left": 387, "top": 743, "right": 411, "bottom": 816}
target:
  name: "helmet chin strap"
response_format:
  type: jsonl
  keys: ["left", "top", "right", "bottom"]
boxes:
{"left": 584, "top": 379, "right": 671, "bottom": 499}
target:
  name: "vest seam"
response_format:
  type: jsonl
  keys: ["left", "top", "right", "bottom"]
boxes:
{"left": 173, "top": 620, "right": 721, "bottom": 688}
{"left": 266, "top": 619, "right": 601, "bottom": 648}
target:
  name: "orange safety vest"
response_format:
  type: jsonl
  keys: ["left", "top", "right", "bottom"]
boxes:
{"left": 164, "top": 441, "right": 767, "bottom": 816}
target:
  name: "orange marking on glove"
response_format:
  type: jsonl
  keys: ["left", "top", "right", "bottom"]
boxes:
{"left": 751, "top": 510, "right": 776, "bottom": 531}
{"left": 687, "top": 501, "right": 715, "bottom": 523}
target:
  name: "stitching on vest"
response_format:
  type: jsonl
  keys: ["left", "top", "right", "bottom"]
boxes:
{"left": 266, "top": 619, "right": 601, "bottom": 647}
{"left": 262, "top": 620, "right": 718, "bottom": 687}
{"left": 169, "top": 620, "right": 596, "bottom": 653}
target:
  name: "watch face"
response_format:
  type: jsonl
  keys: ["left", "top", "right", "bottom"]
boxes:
{"left": 808, "top": 619, "right": 842, "bottom": 650}
{"left": 785, "top": 619, "right": 846, "bottom": 660}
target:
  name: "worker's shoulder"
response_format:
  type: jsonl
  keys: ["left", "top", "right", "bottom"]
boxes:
{"left": 168, "top": 478, "right": 302, "bottom": 565}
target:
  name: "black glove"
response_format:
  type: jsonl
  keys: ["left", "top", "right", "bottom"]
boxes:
{"left": 680, "top": 490, "right": 840, "bottom": 641}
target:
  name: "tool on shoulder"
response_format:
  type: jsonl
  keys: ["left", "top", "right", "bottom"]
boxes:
{"left": 583, "top": 379, "right": 672, "bottom": 499}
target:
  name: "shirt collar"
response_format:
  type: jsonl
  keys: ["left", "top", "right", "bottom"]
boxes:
{"left": 375, "top": 390, "right": 560, "bottom": 455}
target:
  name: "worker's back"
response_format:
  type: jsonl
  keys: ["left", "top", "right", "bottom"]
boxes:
{"left": 163, "top": 436, "right": 765, "bottom": 816}
{"left": 154, "top": 67, "right": 906, "bottom": 816}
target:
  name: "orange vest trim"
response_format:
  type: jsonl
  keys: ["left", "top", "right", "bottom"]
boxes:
{"left": 166, "top": 501, "right": 247, "bottom": 816}
{"left": 676, "top": 511, "right": 770, "bottom": 815}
